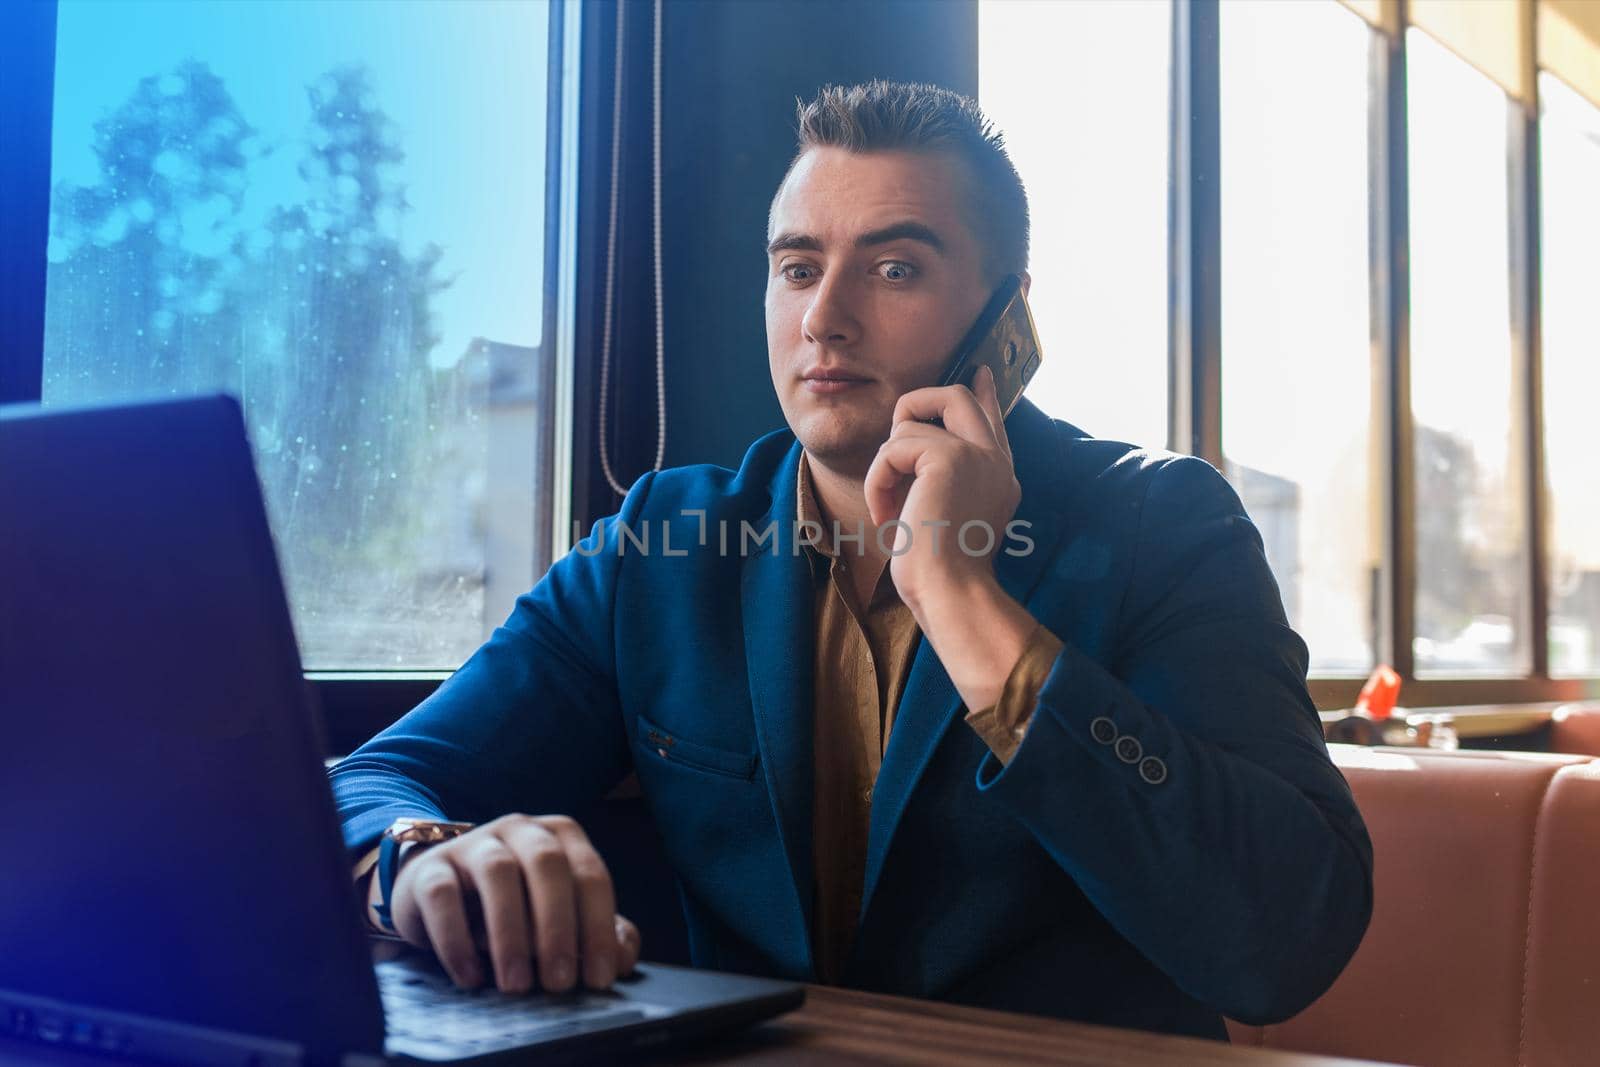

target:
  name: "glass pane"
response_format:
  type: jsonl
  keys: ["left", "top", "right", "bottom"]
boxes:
{"left": 43, "top": 0, "right": 553, "bottom": 670}
{"left": 1539, "top": 73, "right": 1600, "bottom": 677}
{"left": 1406, "top": 28, "right": 1529, "bottom": 676}
{"left": 978, "top": 0, "right": 1170, "bottom": 450}
{"left": 1220, "top": 1, "right": 1377, "bottom": 675}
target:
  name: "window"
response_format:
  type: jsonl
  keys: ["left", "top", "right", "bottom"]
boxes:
{"left": 20, "top": 0, "right": 1598, "bottom": 704}
{"left": 42, "top": 0, "right": 560, "bottom": 670}
{"left": 1405, "top": 28, "right": 1529, "bottom": 676}
{"left": 1220, "top": 0, "right": 1377, "bottom": 675}
{"left": 1538, "top": 71, "right": 1600, "bottom": 677}
{"left": 978, "top": 0, "right": 1171, "bottom": 450}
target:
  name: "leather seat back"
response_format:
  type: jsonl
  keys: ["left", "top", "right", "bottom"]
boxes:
{"left": 1549, "top": 702, "right": 1600, "bottom": 756}
{"left": 1227, "top": 745, "right": 1600, "bottom": 1067}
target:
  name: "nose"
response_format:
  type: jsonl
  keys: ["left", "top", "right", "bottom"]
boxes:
{"left": 800, "top": 272, "right": 861, "bottom": 348}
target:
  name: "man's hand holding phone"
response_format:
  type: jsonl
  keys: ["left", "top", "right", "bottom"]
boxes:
{"left": 369, "top": 814, "right": 643, "bottom": 994}
{"left": 864, "top": 365, "right": 1039, "bottom": 713}
{"left": 865, "top": 364, "right": 1019, "bottom": 610}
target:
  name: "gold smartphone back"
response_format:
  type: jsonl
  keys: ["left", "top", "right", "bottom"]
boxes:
{"left": 940, "top": 276, "right": 1044, "bottom": 419}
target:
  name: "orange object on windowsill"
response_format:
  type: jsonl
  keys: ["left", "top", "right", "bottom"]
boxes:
{"left": 1354, "top": 664, "right": 1402, "bottom": 720}
{"left": 1325, "top": 665, "right": 1405, "bottom": 746}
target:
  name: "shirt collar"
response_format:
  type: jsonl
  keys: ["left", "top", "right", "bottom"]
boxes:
{"left": 795, "top": 450, "right": 838, "bottom": 563}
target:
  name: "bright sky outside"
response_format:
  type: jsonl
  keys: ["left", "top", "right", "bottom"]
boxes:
{"left": 1539, "top": 72, "right": 1600, "bottom": 573}
{"left": 978, "top": 0, "right": 1171, "bottom": 451}
{"left": 49, "top": 0, "right": 548, "bottom": 372}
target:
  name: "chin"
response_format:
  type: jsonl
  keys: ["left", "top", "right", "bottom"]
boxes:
{"left": 791, "top": 412, "right": 885, "bottom": 473}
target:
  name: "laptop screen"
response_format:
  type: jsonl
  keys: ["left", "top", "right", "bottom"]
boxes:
{"left": 0, "top": 396, "right": 386, "bottom": 1061}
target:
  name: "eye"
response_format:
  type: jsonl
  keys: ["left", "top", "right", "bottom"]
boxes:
{"left": 780, "top": 263, "right": 818, "bottom": 284}
{"left": 877, "top": 261, "right": 917, "bottom": 283}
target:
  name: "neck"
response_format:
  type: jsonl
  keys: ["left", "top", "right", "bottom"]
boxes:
{"left": 803, "top": 450, "right": 888, "bottom": 565}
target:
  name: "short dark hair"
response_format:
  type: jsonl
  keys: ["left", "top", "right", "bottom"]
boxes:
{"left": 775, "top": 79, "right": 1030, "bottom": 279}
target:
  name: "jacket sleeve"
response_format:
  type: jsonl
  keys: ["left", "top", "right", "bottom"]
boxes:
{"left": 327, "top": 473, "right": 657, "bottom": 857}
{"left": 972, "top": 455, "right": 1374, "bottom": 1026}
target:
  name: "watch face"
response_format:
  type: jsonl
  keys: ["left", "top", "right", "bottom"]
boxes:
{"left": 388, "top": 818, "right": 475, "bottom": 844}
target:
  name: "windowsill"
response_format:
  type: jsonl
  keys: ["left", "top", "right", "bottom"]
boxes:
{"left": 306, "top": 671, "right": 453, "bottom": 682}
{"left": 1318, "top": 702, "right": 1558, "bottom": 739}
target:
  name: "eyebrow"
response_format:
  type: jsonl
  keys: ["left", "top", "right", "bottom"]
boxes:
{"left": 765, "top": 220, "right": 947, "bottom": 258}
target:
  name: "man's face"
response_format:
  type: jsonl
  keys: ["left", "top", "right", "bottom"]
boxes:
{"left": 765, "top": 146, "right": 994, "bottom": 475}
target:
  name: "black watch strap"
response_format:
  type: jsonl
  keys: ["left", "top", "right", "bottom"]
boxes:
{"left": 374, "top": 834, "right": 409, "bottom": 932}
{"left": 371, "top": 819, "right": 475, "bottom": 932}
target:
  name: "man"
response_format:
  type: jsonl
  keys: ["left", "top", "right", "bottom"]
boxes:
{"left": 331, "top": 80, "right": 1372, "bottom": 1042}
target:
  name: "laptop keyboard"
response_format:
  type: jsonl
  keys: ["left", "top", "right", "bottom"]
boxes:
{"left": 378, "top": 961, "right": 657, "bottom": 1059}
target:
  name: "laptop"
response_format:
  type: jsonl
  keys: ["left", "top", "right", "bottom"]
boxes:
{"left": 0, "top": 394, "right": 803, "bottom": 1065}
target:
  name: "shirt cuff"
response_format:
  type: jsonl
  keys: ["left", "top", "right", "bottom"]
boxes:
{"left": 963, "top": 621, "right": 1065, "bottom": 764}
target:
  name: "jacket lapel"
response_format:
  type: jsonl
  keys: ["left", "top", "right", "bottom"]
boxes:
{"left": 739, "top": 439, "right": 817, "bottom": 977}
{"left": 859, "top": 400, "right": 1070, "bottom": 919}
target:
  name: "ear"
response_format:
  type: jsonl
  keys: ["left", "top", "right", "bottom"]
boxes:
{"left": 1019, "top": 271, "right": 1032, "bottom": 299}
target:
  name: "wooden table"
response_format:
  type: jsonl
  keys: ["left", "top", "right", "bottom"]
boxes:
{"left": 0, "top": 979, "right": 1398, "bottom": 1066}
{"left": 662, "top": 984, "right": 1396, "bottom": 1066}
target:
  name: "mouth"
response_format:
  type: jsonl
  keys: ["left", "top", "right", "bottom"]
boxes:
{"left": 801, "top": 367, "right": 873, "bottom": 395}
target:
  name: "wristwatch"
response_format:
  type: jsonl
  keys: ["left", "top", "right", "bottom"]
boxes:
{"left": 373, "top": 818, "right": 475, "bottom": 932}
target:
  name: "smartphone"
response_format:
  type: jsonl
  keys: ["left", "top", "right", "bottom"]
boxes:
{"left": 937, "top": 273, "right": 1043, "bottom": 420}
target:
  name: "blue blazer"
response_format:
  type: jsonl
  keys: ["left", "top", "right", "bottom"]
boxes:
{"left": 331, "top": 399, "right": 1373, "bottom": 1041}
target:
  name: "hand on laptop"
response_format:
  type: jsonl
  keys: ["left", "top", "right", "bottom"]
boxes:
{"left": 370, "top": 814, "right": 642, "bottom": 994}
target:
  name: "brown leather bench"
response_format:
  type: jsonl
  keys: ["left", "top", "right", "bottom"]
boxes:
{"left": 1549, "top": 702, "right": 1600, "bottom": 757}
{"left": 1227, "top": 745, "right": 1600, "bottom": 1066}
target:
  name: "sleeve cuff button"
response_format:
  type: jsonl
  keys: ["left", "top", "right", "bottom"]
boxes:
{"left": 1139, "top": 756, "right": 1168, "bottom": 785}
{"left": 1115, "top": 735, "right": 1143, "bottom": 764}
{"left": 1089, "top": 716, "right": 1117, "bottom": 745}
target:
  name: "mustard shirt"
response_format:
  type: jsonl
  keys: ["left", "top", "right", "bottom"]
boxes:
{"left": 796, "top": 452, "right": 1063, "bottom": 983}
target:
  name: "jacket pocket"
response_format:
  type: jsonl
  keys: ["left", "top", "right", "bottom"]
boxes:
{"left": 634, "top": 713, "right": 759, "bottom": 782}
